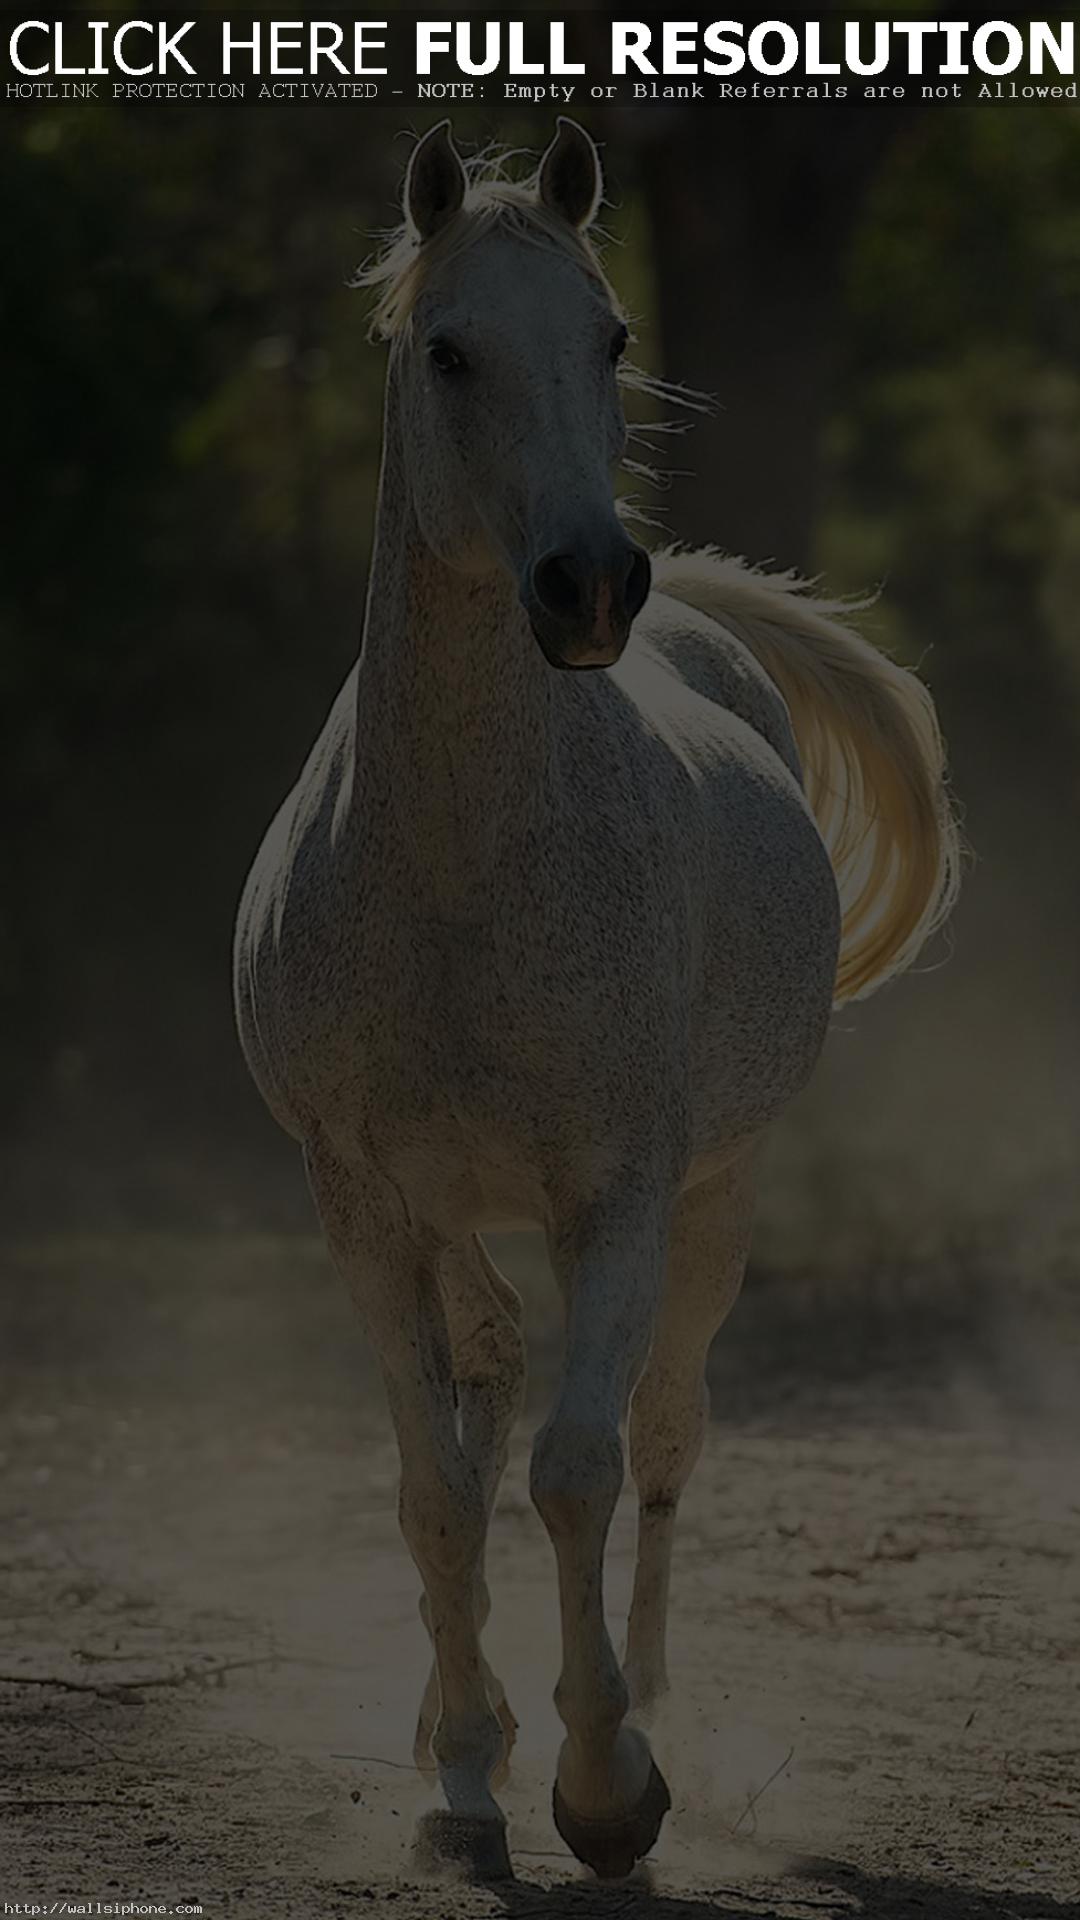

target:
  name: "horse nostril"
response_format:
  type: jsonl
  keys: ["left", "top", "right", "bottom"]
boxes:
{"left": 624, "top": 546, "right": 651, "bottom": 621}
{"left": 533, "top": 552, "right": 584, "bottom": 619}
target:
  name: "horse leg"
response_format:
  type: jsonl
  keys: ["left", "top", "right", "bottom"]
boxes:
{"left": 414, "top": 1237, "right": 525, "bottom": 1784}
{"left": 530, "top": 1182, "right": 674, "bottom": 1879}
{"left": 305, "top": 1144, "right": 512, "bottom": 1880}
{"left": 624, "top": 1153, "right": 757, "bottom": 1712}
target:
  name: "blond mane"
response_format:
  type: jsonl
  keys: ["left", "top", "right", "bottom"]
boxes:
{"left": 355, "top": 153, "right": 621, "bottom": 341}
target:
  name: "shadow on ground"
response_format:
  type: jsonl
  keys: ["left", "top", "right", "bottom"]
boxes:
{"left": 318, "top": 1858, "right": 1080, "bottom": 1920}
{"left": 464, "top": 1858, "right": 1080, "bottom": 1920}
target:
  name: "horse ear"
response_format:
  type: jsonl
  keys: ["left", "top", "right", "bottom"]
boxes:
{"left": 538, "top": 118, "right": 603, "bottom": 230}
{"left": 405, "top": 120, "right": 466, "bottom": 242}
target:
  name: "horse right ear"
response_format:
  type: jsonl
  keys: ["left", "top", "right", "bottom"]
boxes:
{"left": 405, "top": 121, "right": 467, "bottom": 242}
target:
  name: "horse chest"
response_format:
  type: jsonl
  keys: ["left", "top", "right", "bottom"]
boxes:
{"left": 285, "top": 882, "right": 679, "bottom": 1222}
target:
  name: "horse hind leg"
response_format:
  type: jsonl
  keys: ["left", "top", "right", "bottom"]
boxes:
{"left": 305, "top": 1147, "right": 513, "bottom": 1881}
{"left": 624, "top": 1152, "right": 757, "bottom": 1714}
{"left": 414, "top": 1237, "right": 525, "bottom": 1787}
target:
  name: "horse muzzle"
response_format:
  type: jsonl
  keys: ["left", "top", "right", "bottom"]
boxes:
{"left": 522, "top": 537, "right": 651, "bottom": 671}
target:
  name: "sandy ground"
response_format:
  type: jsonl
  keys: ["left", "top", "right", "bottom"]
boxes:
{"left": 1, "top": 1233, "right": 1078, "bottom": 1920}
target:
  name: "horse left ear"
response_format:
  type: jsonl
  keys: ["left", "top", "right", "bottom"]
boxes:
{"left": 538, "top": 118, "right": 603, "bottom": 230}
{"left": 405, "top": 120, "right": 467, "bottom": 242}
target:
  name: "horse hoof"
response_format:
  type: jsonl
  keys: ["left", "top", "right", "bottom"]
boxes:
{"left": 412, "top": 1808, "right": 514, "bottom": 1882}
{"left": 552, "top": 1759, "right": 671, "bottom": 1879}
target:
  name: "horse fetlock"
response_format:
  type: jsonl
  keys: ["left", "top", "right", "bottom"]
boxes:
{"left": 553, "top": 1656, "right": 629, "bottom": 1745}
{"left": 432, "top": 1702, "right": 506, "bottom": 1784}
{"left": 489, "top": 1689, "right": 519, "bottom": 1790}
{"left": 556, "top": 1722, "right": 654, "bottom": 1825}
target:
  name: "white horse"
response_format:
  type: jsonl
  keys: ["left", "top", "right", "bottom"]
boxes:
{"left": 234, "top": 119, "right": 959, "bottom": 1882}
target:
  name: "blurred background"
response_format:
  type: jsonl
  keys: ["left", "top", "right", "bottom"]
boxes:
{"left": 2, "top": 68, "right": 1078, "bottom": 1295}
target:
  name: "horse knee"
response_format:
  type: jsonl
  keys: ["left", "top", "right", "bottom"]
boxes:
{"left": 530, "top": 1414, "right": 623, "bottom": 1542}
{"left": 400, "top": 1462, "right": 487, "bottom": 1582}
{"left": 630, "top": 1365, "right": 709, "bottom": 1509}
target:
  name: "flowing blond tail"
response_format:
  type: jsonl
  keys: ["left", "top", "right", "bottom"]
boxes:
{"left": 652, "top": 548, "right": 961, "bottom": 1004}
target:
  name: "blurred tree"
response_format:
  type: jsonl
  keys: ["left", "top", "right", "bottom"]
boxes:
{"left": 641, "top": 100, "right": 921, "bottom": 569}
{"left": 0, "top": 101, "right": 400, "bottom": 1216}
{"left": 572, "top": 11, "right": 923, "bottom": 570}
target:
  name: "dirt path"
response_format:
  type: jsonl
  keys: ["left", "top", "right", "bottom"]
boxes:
{"left": 1, "top": 1236, "right": 1077, "bottom": 1919}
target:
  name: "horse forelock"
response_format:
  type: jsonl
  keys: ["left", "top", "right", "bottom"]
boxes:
{"left": 355, "top": 158, "right": 618, "bottom": 343}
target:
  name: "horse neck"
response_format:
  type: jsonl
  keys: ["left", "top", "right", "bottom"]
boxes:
{"left": 353, "top": 405, "right": 557, "bottom": 898}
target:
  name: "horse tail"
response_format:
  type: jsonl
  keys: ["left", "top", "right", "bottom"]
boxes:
{"left": 651, "top": 547, "right": 961, "bottom": 1005}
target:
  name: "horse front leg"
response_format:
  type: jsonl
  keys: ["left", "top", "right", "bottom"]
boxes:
{"left": 530, "top": 1180, "right": 676, "bottom": 1879}
{"left": 305, "top": 1144, "right": 512, "bottom": 1881}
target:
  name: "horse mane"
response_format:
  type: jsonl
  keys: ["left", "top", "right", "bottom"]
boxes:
{"left": 354, "top": 150, "right": 620, "bottom": 341}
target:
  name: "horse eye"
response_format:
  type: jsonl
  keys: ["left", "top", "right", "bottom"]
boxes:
{"left": 429, "top": 337, "right": 465, "bottom": 375}
{"left": 609, "top": 323, "right": 629, "bottom": 364}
